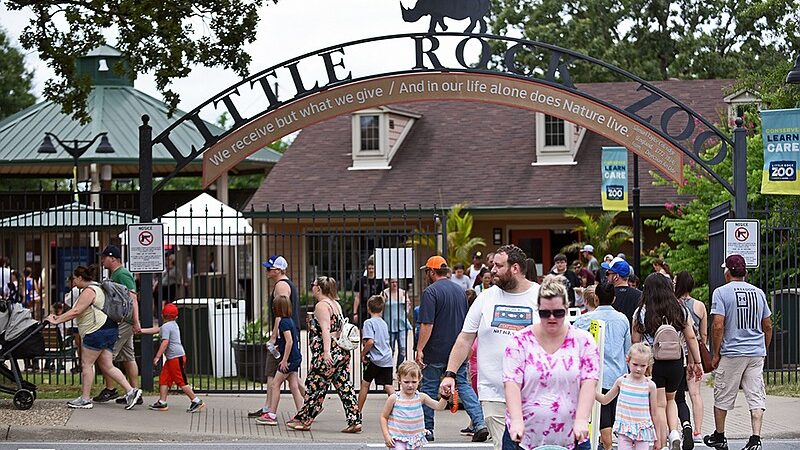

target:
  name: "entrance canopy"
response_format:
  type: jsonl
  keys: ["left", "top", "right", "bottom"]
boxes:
{"left": 0, "top": 202, "right": 138, "bottom": 229}
{"left": 120, "top": 193, "right": 251, "bottom": 246}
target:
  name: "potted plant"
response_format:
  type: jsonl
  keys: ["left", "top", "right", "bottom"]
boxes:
{"left": 766, "top": 310, "right": 787, "bottom": 370}
{"left": 231, "top": 320, "right": 269, "bottom": 383}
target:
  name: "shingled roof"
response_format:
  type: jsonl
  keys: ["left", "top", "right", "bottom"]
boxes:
{"left": 248, "top": 79, "right": 735, "bottom": 212}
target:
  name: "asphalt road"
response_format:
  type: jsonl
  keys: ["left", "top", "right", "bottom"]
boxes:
{"left": 1, "top": 442, "right": 799, "bottom": 450}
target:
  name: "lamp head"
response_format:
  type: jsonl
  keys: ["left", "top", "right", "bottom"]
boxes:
{"left": 37, "top": 135, "right": 57, "bottom": 154}
{"left": 787, "top": 55, "right": 800, "bottom": 85}
{"left": 96, "top": 135, "right": 115, "bottom": 154}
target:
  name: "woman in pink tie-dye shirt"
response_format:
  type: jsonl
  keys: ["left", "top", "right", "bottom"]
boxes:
{"left": 503, "top": 275, "right": 600, "bottom": 450}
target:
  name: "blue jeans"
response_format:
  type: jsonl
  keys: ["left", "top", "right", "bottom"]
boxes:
{"left": 421, "top": 362, "right": 484, "bottom": 432}
{"left": 388, "top": 330, "right": 407, "bottom": 367}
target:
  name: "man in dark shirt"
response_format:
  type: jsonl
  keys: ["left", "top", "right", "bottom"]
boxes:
{"left": 416, "top": 255, "right": 485, "bottom": 441}
{"left": 352, "top": 262, "right": 385, "bottom": 327}
{"left": 602, "top": 256, "right": 641, "bottom": 323}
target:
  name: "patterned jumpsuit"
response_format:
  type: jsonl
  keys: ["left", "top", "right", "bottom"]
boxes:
{"left": 293, "top": 303, "right": 361, "bottom": 426}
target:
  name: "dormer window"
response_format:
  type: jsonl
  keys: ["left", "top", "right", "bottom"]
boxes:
{"left": 350, "top": 107, "right": 422, "bottom": 171}
{"left": 533, "top": 113, "right": 584, "bottom": 166}
{"left": 723, "top": 90, "right": 762, "bottom": 123}
{"left": 359, "top": 115, "right": 380, "bottom": 151}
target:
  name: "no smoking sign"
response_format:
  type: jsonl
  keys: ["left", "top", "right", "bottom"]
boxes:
{"left": 724, "top": 219, "right": 760, "bottom": 268}
{"left": 127, "top": 223, "right": 165, "bottom": 273}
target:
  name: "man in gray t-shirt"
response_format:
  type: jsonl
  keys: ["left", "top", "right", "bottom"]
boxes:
{"left": 705, "top": 254, "right": 773, "bottom": 450}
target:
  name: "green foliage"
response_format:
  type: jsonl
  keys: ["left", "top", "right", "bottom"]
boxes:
{"left": 490, "top": 0, "right": 799, "bottom": 82}
{"left": 646, "top": 63, "right": 800, "bottom": 304}
{"left": 561, "top": 209, "right": 633, "bottom": 257}
{"left": 236, "top": 320, "right": 268, "bottom": 344}
{"left": 407, "top": 203, "right": 485, "bottom": 267}
{"left": 0, "top": 28, "right": 36, "bottom": 120}
{"left": 7, "top": 0, "right": 280, "bottom": 124}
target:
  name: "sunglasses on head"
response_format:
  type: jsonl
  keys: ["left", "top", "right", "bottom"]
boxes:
{"left": 538, "top": 308, "right": 567, "bottom": 319}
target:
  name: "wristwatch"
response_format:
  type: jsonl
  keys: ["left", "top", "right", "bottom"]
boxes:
{"left": 443, "top": 370, "right": 457, "bottom": 379}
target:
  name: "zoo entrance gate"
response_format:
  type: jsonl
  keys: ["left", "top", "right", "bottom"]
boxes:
{"left": 0, "top": 194, "right": 445, "bottom": 393}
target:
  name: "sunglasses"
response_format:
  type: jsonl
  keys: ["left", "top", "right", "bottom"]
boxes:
{"left": 538, "top": 309, "right": 567, "bottom": 319}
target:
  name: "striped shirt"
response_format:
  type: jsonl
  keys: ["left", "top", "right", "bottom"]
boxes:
{"left": 387, "top": 392, "right": 427, "bottom": 448}
{"left": 613, "top": 375, "right": 656, "bottom": 442}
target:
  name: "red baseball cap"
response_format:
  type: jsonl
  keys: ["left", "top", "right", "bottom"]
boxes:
{"left": 162, "top": 303, "right": 178, "bottom": 318}
{"left": 721, "top": 254, "right": 746, "bottom": 271}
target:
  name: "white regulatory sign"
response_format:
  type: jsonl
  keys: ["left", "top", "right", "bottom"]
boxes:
{"left": 127, "top": 223, "right": 165, "bottom": 273}
{"left": 724, "top": 219, "right": 760, "bottom": 268}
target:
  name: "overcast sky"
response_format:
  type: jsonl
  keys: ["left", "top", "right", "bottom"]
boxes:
{"left": 1, "top": 0, "right": 455, "bottom": 119}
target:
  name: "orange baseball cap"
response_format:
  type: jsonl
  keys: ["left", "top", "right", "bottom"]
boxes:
{"left": 420, "top": 255, "right": 448, "bottom": 270}
{"left": 162, "top": 303, "right": 178, "bottom": 318}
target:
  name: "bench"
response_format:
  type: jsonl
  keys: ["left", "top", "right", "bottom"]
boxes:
{"left": 42, "top": 326, "right": 75, "bottom": 371}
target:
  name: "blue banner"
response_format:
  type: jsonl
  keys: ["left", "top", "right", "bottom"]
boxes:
{"left": 601, "top": 147, "right": 628, "bottom": 211}
{"left": 762, "top": 108, "right": 800, "bottom": 195}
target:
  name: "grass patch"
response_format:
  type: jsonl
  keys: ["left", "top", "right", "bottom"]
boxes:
{"left": 17, "top": 373, "right": 266, "bottom": 399}
{"left": 765, "top": 377, "right": 800, "bottom": 397}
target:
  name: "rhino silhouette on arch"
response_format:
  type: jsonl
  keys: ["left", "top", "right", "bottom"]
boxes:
{"left": 401, "top": 0, "right": 491, "bottom": 34}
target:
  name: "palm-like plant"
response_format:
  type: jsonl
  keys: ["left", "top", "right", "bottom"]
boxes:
{"left": 561, "top": 209, "right": 633, "bottom": 257}
{"left": 407, "top": 203, "right": 485, "bottom": 267}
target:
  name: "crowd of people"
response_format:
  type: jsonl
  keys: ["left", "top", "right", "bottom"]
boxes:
{"left": 10, "top": 241, "right": 770, "bottom": 450}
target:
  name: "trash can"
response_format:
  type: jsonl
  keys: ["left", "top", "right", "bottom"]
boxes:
{"left": 771, "top": 289, "right": 798, "bottom": 366}
{"left": 174, "top": 298, "right": 245, "bottom": 378}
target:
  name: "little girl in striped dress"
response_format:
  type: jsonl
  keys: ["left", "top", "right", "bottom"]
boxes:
{"left": 380, "top": 361, "right": 448, "bottom": 449}
{"left": 596, "top": 343, "right": 658, "bottom": 450}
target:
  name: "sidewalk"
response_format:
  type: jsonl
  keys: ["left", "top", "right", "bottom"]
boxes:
{"left": 1, "top": 384, "right": 798, "bottom": 443}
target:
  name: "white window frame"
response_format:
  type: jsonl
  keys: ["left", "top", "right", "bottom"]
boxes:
{"left": 533, "top": 113, "right": 583, "bottom": 166}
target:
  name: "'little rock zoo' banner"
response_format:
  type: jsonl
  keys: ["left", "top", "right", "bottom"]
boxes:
{"left": 762, "top": 108, "right": 800, "bottom": 195}
{"left": 601, "top": 147, "right": 629, "bottom": 211}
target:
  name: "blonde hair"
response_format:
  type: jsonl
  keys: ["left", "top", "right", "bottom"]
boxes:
{"left": 538, "top": 274, "right": 569, "bottom": 307}
{"left": 628, "top": 342, "right": 654, "bottom": 368}
{"left": 583, "top": 285, "right": 598, "bottom": 309}
{"left": 396, "top": 360, "right": 422, "bottom": 380}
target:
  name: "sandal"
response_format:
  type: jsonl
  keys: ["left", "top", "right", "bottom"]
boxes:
{"left": 341, "top": 423, "right": 362, "bottom": 434}
{"left": 286, "top": 419, "right": 312, "bottom": 431}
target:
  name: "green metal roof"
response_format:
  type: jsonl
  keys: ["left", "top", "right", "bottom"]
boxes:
{"left": 0, "top": 87, "right": 281, "bottom": 177}
{"left": 0, "top": 202, "right": 138, "bottom": 229}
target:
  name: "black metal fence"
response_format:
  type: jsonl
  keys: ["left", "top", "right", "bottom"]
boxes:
{"left": 0, "top": 189, "right": 445, "bottom": 393}
{"left": 749, "top": 197, "right": 800, "bottom": 385}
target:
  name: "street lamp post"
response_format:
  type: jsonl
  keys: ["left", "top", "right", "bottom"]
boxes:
{"left": 787, "top": 55, "right": 800, "bottom": 85}
{"left": 37, "top": 132, "right": 115, "bottom": 202}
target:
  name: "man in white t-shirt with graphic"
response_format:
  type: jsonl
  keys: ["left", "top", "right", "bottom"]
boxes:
{"left": 439, "top": 244, "right": 540, "bottom": 449}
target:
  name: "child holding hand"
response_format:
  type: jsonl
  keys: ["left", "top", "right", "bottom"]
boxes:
{"left": 595, "top": 343, "right": 657, "bottom": 450}
{"left": 140, "top": 303, "right": 205, "bottom": 413}
{"left": 380, "top": 361, "right": 448, "bottom": 449}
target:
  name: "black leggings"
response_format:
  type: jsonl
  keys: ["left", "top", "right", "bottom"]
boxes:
{"left": 675, "top": 366, "right": 691, "bottom": 426}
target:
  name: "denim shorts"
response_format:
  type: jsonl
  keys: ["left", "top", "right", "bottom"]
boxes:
{"left": 82, "top": 327, "right": 119, "bottom": 352}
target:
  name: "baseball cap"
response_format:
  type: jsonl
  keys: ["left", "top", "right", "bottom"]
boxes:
{"left": 162, "top": 303, "right": 178, "bottom": 318}
{"left": 420, "top": 255, "right": 448, "bottom": 270}
{"left": 582, "top": 244, "right": 594, "bottom": 253}
{"left": 601, "top": 256, "right": 631, "bottom": 278}
{"left": 100, "top": 244, "right": 122, "bottom": 260}
{"left": 721, "top": 254, "right": 746, "bottom": 272}
{"left": 262, "top": 255, "right": 288, "bottom": 270}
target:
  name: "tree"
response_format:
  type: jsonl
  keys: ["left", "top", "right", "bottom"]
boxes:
{"left": 407, "top": 203, "right": 485, "bottom": 267}
{"left": 6, "top": 0, "right": 280, "bottom": 124}
{"left": 0, "top": 28, "right": 36, "bottom": 121}
{"left": 490, "top": 0, "right": 800, "bottom": 82}
{"left": 646, "top": 59, "right": 800, "bottom": 303}
{"left": 561, "top": 209, "right": 633, "bottom": 257}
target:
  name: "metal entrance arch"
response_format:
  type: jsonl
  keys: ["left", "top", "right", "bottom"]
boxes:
{"left": 136, "top": 32, "right": 749, "bottom": 390}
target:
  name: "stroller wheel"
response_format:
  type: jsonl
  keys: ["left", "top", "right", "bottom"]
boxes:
{"left": 13, "top": 389, "right": 35, "bottom": 410}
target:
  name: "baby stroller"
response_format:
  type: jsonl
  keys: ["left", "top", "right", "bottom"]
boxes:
{"left": 0, "top": 299, "right": 45, "bottom": 410}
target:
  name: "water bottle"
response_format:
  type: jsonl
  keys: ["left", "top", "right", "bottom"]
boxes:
{"left": 266, "top": 342, "right": 281, "bottom": 359}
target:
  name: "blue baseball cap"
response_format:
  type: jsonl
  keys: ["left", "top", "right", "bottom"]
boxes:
{"left": 601, "top": 256, "right": 631, "bottom": 278}
{"left": 262, "top": 255, "right": 288, "bottom": 270}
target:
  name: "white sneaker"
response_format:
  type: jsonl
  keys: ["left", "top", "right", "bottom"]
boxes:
{"left": 669, "top": 429, "right": 682, "bottom": 450}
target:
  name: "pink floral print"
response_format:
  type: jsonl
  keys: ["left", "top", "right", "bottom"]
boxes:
{"left": 503, "top": 325, "right": 600, "bottom": 450}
